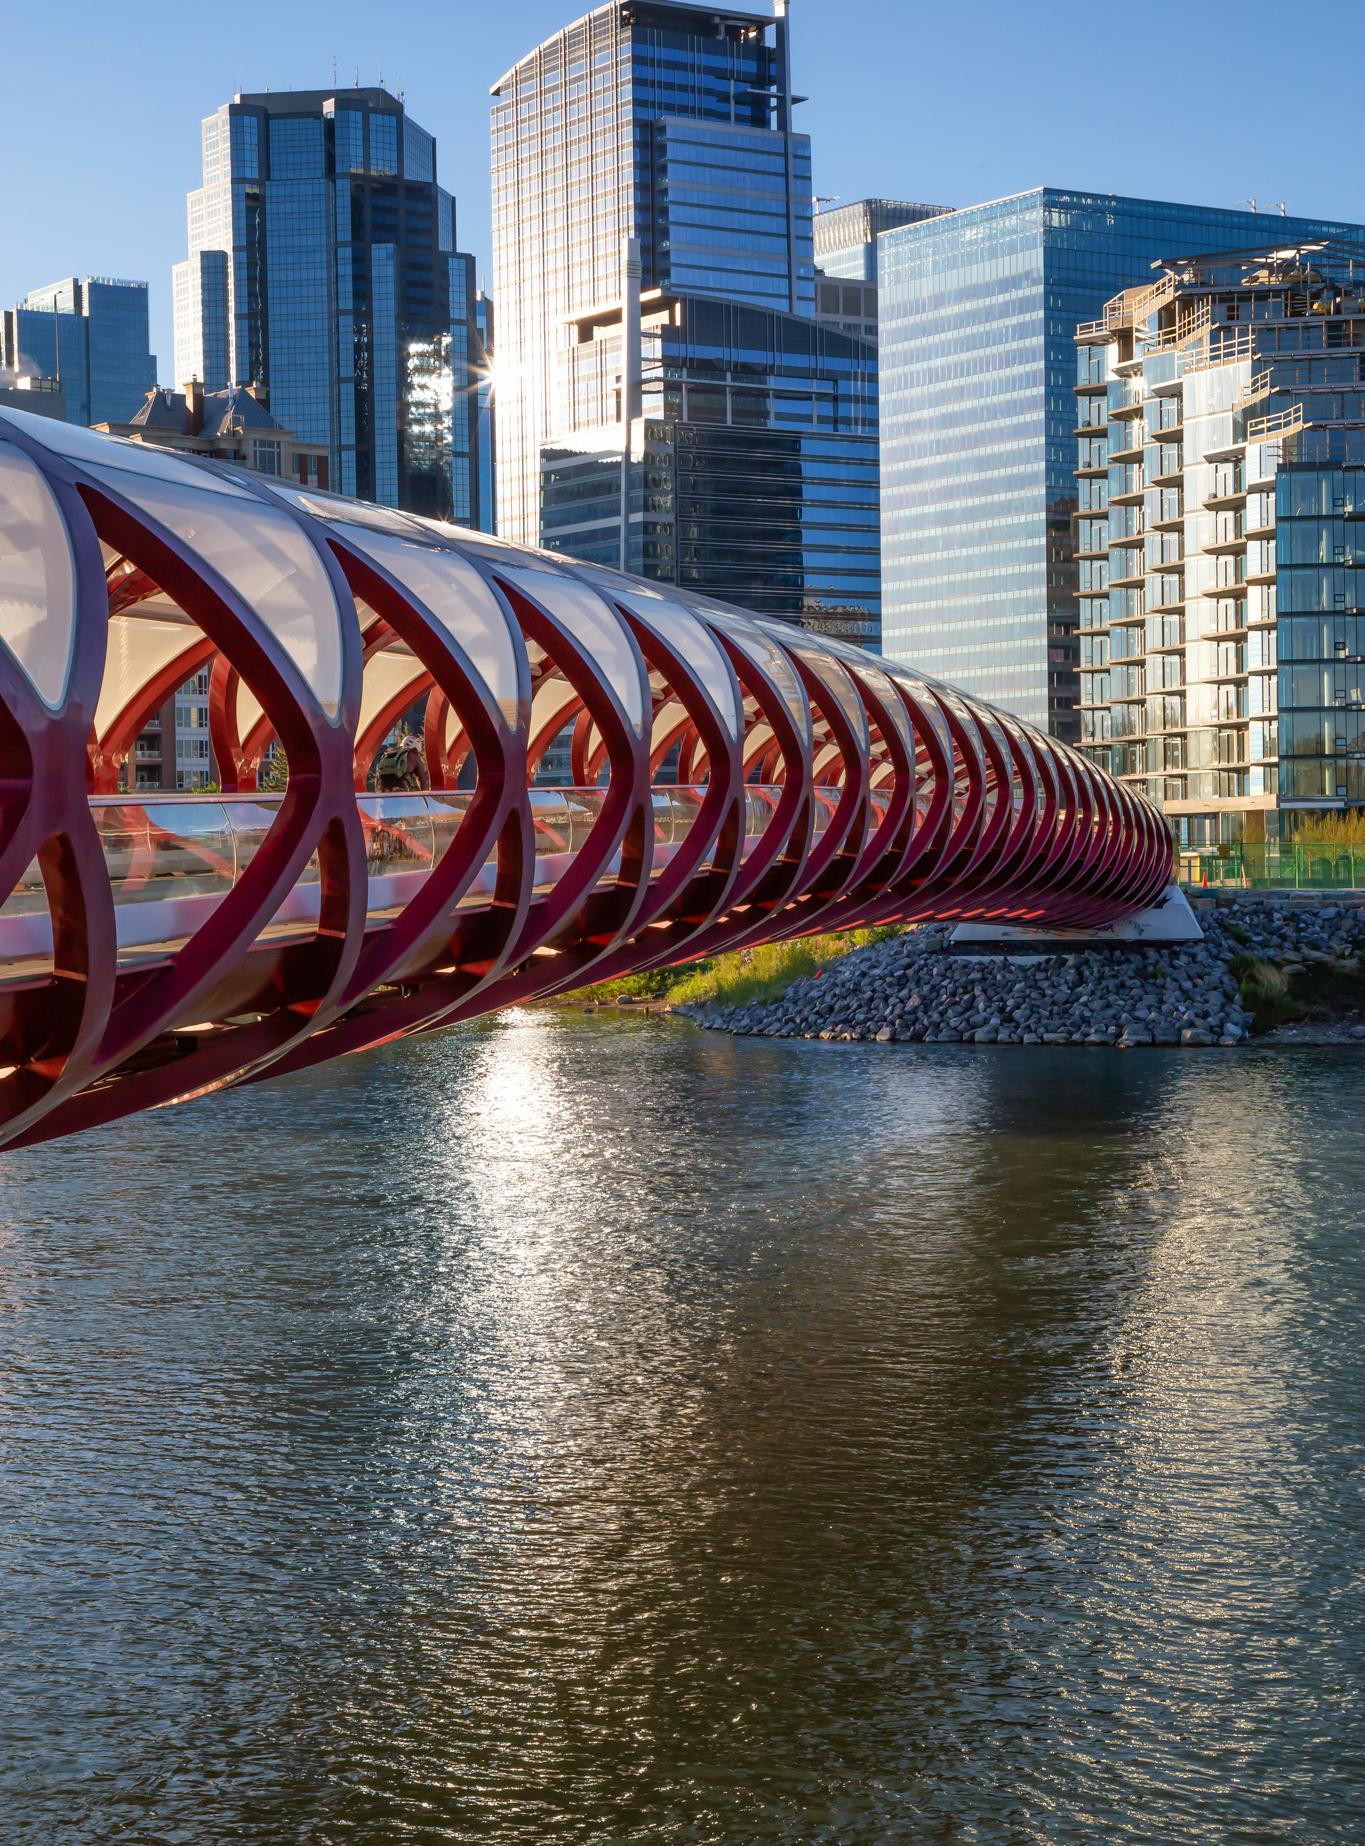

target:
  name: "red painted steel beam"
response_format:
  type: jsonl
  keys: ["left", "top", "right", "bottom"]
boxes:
{"left": 0, "top": 410, "right": 1174, "bottom": 1147}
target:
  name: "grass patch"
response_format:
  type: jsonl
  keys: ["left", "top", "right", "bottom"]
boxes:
{"left": 570, "top": 926, "right": 902, "bottom": 1011}
{"left": 664, "top": 926, "right": 900, "bottom": 1010}
{"left": 575, "top": 967, "right": 675, "bottom": 1003}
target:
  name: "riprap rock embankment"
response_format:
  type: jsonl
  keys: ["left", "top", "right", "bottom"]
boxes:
{"left": 679, "top": 898, "right": 1365, "bottom": 1049}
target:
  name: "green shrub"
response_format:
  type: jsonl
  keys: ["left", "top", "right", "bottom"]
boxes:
{"left": 1282, "top": 813, "right": 1365, "bottom": 848}
{"left": 1231, "top": 953, "right": 1297, "bottom": 1032}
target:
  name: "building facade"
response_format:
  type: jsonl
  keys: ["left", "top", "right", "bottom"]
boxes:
{"left": 95, "top": 380, "right": 329, "bottom": 485}
{"left": 0, "top": 379, "right": 66, "bottom": 420}
{"left": 814, "top": 198, "right": 949, "bottom": 282}
{"left": 878, "top": 191, "right": 1363, "bottom": 739}
{"left": 474, "top": 288, "right": 496, "bottom": 533}
{"left": 1075, "top": 241, "right": 1365, "bottom": 847}
{"left": 813, "top": 200, "right": 951, "bottom": 346}
{"left": 541, "top": 290, "right": 879, "bottom": 638}
{"left": 173, "top": 87, "right": 481, "bottom": 521}
{"left": 1, "top": 277, "right": 155, "bottom": 426}
{"left": 490, "top": 0, "right": 815, "bottom": 547}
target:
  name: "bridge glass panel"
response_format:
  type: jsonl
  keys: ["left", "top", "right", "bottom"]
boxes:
{"left": 96, "top": 475, "right": 346, "bottom": 719}
{"left": 331, "top": 525, "right": 522, "bottom": 729}
{"left": 697, "top": 607, "right": 811, "bottom": 746}
{"left": 0, "top": 440, "right": 76, "bottom": 708}
{"left": 561, "top": 566, "right": 742, "bottom": 744}
{"left": 784, "top": 636, "right": 870, "bottom": 758}
{"left": 498, "top": 563, "right": 646, "bottom": 736}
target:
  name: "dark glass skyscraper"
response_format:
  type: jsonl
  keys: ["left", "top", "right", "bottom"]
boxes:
{"left": 1, "top": 276, "right": 156, "bottom": 426}
{"left": 490, "top": 0, "right": 815, "bottom": 547}
{"left": 878, "top": 189, "right": 1363, "bottom": 738}
{"left": 173, "top": 87, "right": 482, "bottom": 520}
{"left": 541, "top": 292, "right": 879, "bottom": 637}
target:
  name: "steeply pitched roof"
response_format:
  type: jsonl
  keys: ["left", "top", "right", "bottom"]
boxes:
{"left": 126, "top": 384, "right": 288, "bottom": 438}
{"left": 128, "top": 388, "right": 187, "bottom": 430}
{"left": 201, "top": 387, "right": 281, "bottom": 437}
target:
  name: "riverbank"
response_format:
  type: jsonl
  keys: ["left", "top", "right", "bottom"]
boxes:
{"left": 675, "top": 896, "right": 1365, "bottom": 1048}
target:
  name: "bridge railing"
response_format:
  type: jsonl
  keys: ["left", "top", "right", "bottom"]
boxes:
{"left": 0, "top": 785, "right": 849, "bottom": 978}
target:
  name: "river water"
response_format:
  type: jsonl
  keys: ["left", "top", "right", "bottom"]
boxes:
{"left": 0, "top": 1015, "right": 1361, "bottom": 1843}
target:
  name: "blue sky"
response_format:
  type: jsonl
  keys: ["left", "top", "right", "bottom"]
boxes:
{"left": 4, "top": 0, "right": 1364, "bottom": 377}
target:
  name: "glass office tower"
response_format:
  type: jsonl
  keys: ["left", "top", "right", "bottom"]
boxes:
{"left": 173, "top": 87, "right": 482, "bottom": 520}
{"left": 490, "top": 0, "right": 815, "bottom": 546}
{"left": 1075, "top": 241, "right": 1365, "bottom": 847}
{"left": 1, "top": 277, "right": 155, "bottom": 426}
{"left": 878, "top": 190, "right": 1361, "bottom": 738}
{"left": 541, "top": 291, "right": 879, "bottom": 638}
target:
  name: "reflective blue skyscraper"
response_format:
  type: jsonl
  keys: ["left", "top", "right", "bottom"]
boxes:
{"left": 173, "top": 87, "right": 482, "bottom": 519}
{"left": 878, "top": 189, "right": 1363, "bottom": 737}
{"left": 491, "top": 0, "right": 816, "bottom": 547}
{"left": 1, "top": 277, "right": 156, "bottom": 426}
{"left": 495, "top": 1, "right": 878, "bottom": 643}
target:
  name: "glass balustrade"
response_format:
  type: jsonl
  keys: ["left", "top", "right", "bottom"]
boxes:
{"left": 0, "top": 783, "right": 861, "bottom": 974}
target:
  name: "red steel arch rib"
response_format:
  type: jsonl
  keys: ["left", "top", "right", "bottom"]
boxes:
{"left": 0, "top": 409, "right": 1173, "bottom": 1148}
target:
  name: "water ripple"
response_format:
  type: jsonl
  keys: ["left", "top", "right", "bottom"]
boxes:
{"left": 0, "top": 1017, "right": 1362, "bottom": 1842}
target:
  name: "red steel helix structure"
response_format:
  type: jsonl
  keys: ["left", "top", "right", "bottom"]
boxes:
{"left": 0, "top": 408, "right": 1172, "bottom": 1147}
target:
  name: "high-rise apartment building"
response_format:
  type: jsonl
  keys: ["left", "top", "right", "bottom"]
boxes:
{"left": 173, "top": 87, "right": 482, "bottom": 520}
{"left": 490, "top": 0, "right": 815, "bottom": 548}
{"left": 1075, "top": 241, "right": 1365, "bottom": 847}
{"left": 1, "top": 277, "right": 156, "bottom": 426}
{"left": 813, "top": 199, "right": 949, "bottom": 344}
{"left": 878, "top": 191, "right": 1362, "bottom": 738}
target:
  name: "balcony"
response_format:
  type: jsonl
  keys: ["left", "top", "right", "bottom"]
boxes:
{"left": 1203, "top": 486, "right": 1246, "bottom": 511}
{"left": 1235, "top": 368, "right": 1274, "bottom": 409}
{"left": 1182, "top": 325, "right": 1255, "bottom": 372}
{"left": 1248, "top": 402, "right": 1306, "bottom": 442}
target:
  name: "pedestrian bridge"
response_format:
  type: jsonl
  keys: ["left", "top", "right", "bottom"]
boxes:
{"left": 0, "top": 408, "right": 1171, "bottom": 1147}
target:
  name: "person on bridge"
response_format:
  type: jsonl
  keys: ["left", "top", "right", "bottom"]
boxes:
{"left": 373, "top": 734, "right": 429, "bottom": 793}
